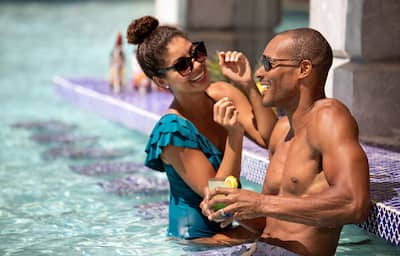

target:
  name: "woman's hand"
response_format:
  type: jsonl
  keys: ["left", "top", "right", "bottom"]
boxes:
{"left": 200, "top": 186, "right": 234, "bottom": 226}
{"left": 218, "top": 51, "right": 254, "bottom": 91}
{"left": 213, "top": 97, "right": 244, "bottom": 134}
{"left": 200, "top": 186, "right": 213, "bottom": 218}
{"left": 201, "top": 186, "right": 266, "bottom": 229}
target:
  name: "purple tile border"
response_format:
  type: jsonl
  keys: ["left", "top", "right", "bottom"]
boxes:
{"left": 53, "top": 76, "right": 400, "bottom": 245}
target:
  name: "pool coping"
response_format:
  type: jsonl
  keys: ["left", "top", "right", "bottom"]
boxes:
{"left": 53, "top": 76, "right": 400, "bottom": 246}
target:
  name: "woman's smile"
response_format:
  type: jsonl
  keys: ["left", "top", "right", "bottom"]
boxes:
{"left": 189, "top": 65, "right": 208, "bottom": 85}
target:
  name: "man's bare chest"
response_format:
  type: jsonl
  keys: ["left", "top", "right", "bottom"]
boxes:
{"left": 264, "top": 135, "right": 324, "bottom": 196}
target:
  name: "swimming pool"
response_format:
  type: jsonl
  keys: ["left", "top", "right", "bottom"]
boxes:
{"left": 0, "top": 1, "right": 399, "bottom": 255}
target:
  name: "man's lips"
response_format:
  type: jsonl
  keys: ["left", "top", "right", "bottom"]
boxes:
{"left": 260, "top": 82, "right": 271, "bottom": 91}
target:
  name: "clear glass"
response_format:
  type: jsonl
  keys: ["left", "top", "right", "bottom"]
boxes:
{"left": 208, "top": 177, "right": 227, "bottom": 190}
{"left": 208, "top": 178, "right": 228, "bottom": 210}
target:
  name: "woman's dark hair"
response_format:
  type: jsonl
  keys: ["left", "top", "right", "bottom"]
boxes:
{"left": 126, "top": 16, "right": 188, "bottom": 79}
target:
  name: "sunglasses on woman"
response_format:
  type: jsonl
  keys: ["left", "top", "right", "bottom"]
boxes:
{"left": 158, "top": 41, "right": 207, "bottom": 76}
{"left": 261, "top": 55, "right": 301, "bottom": 71}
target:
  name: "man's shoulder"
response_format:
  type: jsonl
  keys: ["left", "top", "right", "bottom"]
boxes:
{"left": 313, "top": 98, "right": 348, "bottom": 111}
{"left": 310, "top": 98, "right": 352, "bottom": 122}
{"left": 308, "top": 98, "right": 359, "bottom": 145}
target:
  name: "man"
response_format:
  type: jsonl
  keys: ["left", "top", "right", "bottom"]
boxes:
{"left": 201, "top": 28, "right": 370, "bottom": 255}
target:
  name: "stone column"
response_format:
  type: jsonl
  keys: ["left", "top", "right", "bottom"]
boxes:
{"left": 310, "top": 0, "right": 400, "bottom": 149}
{"left": 155, "top": 0, "right": 187, "bottom": 27}
{"left": 182, "top": 0, "right": 281, "bottom": 66}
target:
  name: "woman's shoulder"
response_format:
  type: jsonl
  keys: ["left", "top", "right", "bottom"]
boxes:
{"left": 159, "top": 112, "right": 183, "bottom": 122}
{"left": 145, "top": 114, "right": 200, "bottom": 171}
{"left": 153, "top": 113, "right": 197, "bottom": 134}
{"left": 149, "top": 113, "right": 204, "bottom": 146}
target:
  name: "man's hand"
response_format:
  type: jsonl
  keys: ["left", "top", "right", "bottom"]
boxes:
{"left": 218, "top": 51, "right": 254, "bottom": 90}
{"left": 201, "top": 186, "right": 265, "bottom": 224}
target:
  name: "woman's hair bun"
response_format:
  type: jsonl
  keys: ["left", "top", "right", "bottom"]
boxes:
{"left": 127, "top": 16, "right": 159, "bottom": 45}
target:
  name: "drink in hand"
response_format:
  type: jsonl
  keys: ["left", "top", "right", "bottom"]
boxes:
{"left": 208, "top": 176, "right": 238, "bottom": 210}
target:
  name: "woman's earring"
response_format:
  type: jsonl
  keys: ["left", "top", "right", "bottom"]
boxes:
{"left": 165, "top": 85, "right": 170, "bottom": 89}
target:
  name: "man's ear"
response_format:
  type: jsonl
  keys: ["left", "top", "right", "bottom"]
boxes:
{"left": 298, "top": 59, "right": 312, "bottom": 79}
{"left": 152, "top": 76, "right": 169, "bottom": 89}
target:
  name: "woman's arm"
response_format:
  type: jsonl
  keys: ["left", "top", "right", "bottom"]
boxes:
{"left": 160, "top": 98, "right": 244, "bottom": 198}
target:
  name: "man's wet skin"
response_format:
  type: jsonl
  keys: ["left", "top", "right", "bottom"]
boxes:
{"left": 202, "top": 29, "right": 370, "bottom": 256}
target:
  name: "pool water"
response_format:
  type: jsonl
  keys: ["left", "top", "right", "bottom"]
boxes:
{"left": 0, "top": 1, "right": 399, "bottom": 255}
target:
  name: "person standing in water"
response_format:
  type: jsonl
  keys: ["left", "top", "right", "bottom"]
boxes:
{"left": 201, "top": 28, "right": 370, "bottom": 255}
{"left": 109, "top": 31, "right": 126, "bottom": 93}
{"left": 126, "top": 16, "right": 277, "bottom": 242}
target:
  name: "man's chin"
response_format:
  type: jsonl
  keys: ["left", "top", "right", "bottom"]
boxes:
{"left": 261, "top": 100, "right": 274, "bottom": 108}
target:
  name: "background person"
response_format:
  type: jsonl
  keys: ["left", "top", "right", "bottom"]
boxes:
{"left": 201, "top": 28, "right": 370, "bottom": 256}
{"left": 126, "top": 16, "right": 277, "bottom": 242}
{"left": 108, "top": 31, "right": 126, "bottom": 93}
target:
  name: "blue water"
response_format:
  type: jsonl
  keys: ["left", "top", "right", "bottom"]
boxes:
{"left": 0, "top": 1, "right": 399, "bottom": 255}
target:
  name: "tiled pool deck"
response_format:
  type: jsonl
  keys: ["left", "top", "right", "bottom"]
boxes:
{"left": 53, "top": 76, "right": 400, "bottom": 246}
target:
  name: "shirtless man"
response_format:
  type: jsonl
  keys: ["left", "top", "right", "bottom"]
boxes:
{"left": 201, "top": 28, "right": 370, "bottom": 255}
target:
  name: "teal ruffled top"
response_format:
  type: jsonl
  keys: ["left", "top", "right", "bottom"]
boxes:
{"left": 144, "top": 113, "right": 224, "bottom": 239}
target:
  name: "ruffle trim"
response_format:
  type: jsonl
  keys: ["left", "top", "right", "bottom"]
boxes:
{"left": 144, "top": 114, "right": 222, "bottom": 172}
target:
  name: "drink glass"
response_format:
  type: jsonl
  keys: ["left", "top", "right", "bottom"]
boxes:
{"left": 208, "top": 178, "right": 227, "bottom": 210}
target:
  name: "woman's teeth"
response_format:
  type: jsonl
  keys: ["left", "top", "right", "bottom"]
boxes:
{"left": 191, "top": 72, "right": 204, "bottom": 82}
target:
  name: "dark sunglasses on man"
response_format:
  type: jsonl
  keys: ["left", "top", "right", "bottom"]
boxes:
{"left": 158, "top": 41, "right": 207, "bottom": 76}
{"left": 261, "top": 55, "right": 301, "bottom": 72}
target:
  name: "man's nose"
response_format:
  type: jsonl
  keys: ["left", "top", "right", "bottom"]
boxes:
{"left": 255, "top": 65, "right": 264, "bottom": 81}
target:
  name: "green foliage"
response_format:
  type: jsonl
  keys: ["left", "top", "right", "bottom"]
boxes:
{"left": 206, "top": 54, "right": 229, "bottom": 83}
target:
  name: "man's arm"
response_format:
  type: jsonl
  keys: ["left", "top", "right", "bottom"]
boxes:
{"left": 303, "top": 100, "right": 370, "bottom": 225}
{"left": 217, "top": 51, "right": 277, "bottom": 147}
{"left": 207, "top": 101, "right": 370, "bottom": 227}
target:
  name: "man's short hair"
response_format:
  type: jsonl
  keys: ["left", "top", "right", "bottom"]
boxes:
{"left": 279, "top": 28, "right": 333, "bottom": 78}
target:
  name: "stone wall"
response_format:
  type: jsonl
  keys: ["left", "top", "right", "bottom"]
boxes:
{"left": 183, "top": 0, "right": 281, "bottom": 66}
{"left": 310, "top": 0, "right": 400, "bottom": 149}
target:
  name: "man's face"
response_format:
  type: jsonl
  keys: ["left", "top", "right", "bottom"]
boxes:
{"left": 255, "top": 34, "right": 300, "bottom": 109}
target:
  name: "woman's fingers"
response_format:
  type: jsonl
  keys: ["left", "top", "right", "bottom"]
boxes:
{"left": 213, "top": 97, "right": 235, "bottom": 122}
{"left": 200, "top": 187, "right": 213, "bottom": 217}
{"left": 213, "top": 97, "right": 243, "bottom": 133}
{"left": 224, "top": 106, "right": 237, "bottom": 124}
{"left": 230, "top": 109, "right": 239, "bottom": 124}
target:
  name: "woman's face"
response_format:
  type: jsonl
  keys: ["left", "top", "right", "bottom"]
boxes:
{"left": 160, "top": 36, "right": 209, "bottom": 93}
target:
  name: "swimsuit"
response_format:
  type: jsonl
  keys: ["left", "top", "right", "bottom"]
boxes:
{"left": 250, "top": 241, "right": 300, "bottom": 256}
{"left": 144, "top": 114, "right": 223, "bottom": 239}
{"left": 188, "top": 241, "right": 300, "bottom": 256}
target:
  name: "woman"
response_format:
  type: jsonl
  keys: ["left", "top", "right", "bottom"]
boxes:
{"left": 126, "top": 16, "right": 276, "bottom": 242}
